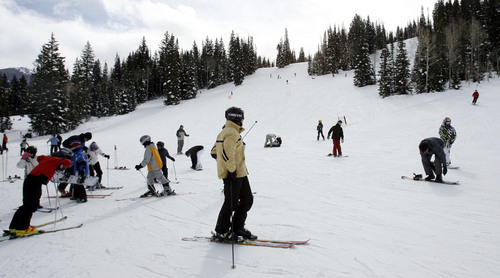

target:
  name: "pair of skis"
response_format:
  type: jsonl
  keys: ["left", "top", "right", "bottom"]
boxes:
{"left": 1, "top": 216, "right": 82, "bottom": 242}
{"left": 182, "top": 235, "right": 309, "bottom": 249}
{"left": 115, "top": 190, "right": 188, "bottom": 201}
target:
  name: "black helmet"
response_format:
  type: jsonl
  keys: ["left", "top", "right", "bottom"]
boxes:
{"left": 140, "top": 135, "right": 151, "bottom": 146}
{"left": 157, "top": 141, "right": 164, "bottom": 148}
{"left": 52, "top": 148, "right": 74, "bottom": 159}
{"left": 26, "top": 146, "right": 37, "bottom": 155}
{"left": 225, "top": 106, "right": 244, "bottom": 124}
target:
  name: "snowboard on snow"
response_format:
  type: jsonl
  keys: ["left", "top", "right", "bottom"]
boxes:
{"left": 401, "top": 174, "right": 459, "bottom": 185}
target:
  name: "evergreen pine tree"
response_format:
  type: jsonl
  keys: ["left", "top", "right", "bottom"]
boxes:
{"left": 28, "top": 33, "right": 70, "bottom": 135}
{"left": 393, "top": 35, "right": 411, "bottom": 95}
{"left": 378, "top": 46, "right": 394, "bottom": 98}
{"left": 0, "top": 74, "right": 13, "bottom": 131}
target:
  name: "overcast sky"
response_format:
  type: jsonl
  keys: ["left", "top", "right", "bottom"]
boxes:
{"left": 0, "top": 0, "right": 439, "bottom": 71}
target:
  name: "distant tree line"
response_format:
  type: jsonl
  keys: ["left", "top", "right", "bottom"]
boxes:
{"left": 0, "top": 30, "right": 271, "bottom": 134}
{"left": 306, "top": 0, "right": 499, "bottom": 97}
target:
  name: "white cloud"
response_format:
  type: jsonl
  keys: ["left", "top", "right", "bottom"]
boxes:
{"left": 0, "top": 0, "right": 439, "bottom": 71}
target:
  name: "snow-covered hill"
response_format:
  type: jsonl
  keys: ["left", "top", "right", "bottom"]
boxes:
{"left": 1, "top": 62, "right": 499, "bottom": 277}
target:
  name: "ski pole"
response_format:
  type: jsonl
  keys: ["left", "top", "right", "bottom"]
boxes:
{"left": 137, "top": 169, "right": 155, "bottom": 192}
{"left": 229, "top": 180, "right": 236, "bottom": 269}
{"left": 46, "top": 184, "right": 52, "bottom": 208}
{"left": 106, "top": 158, "right": 109, "bottom": 187}
{"left": 242, "top": 121, "right": 257, "bottom": 139}
{"left": 172, "top": 161, "right": 178, "bottom": 182}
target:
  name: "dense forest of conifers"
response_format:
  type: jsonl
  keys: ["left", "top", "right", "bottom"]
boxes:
{"left": 0, "top": 0, "right": 498, "bottom": 134}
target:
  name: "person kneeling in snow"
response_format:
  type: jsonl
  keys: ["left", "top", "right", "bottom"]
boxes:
{"left": 264, "top": 134, "right": 282, "bottom": 148}
{"left": 135, "top": 135, "right": 173, "bottom": 197}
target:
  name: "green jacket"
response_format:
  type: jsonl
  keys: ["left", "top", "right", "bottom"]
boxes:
{"left": 211, "top": 120, "right": 248, "bottom": 179}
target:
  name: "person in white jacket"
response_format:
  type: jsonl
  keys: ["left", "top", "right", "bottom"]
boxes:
{"left": 17, "top": 146, "right": 39, "bottom": 178}
{"left": 86, "top": 142, "right": 110, "bottom": 188}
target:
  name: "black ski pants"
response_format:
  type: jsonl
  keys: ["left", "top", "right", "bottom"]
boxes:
{"left": 215, "top": 176, "right": 253, "bottom": 233}
{"left": 89, "top": 162, "right": 103, "bottom": 183}
{"left": 10, "top": 175, "right": 43, "bottom": 230}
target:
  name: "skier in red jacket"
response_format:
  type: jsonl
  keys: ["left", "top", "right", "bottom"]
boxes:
{"left": 472, "top": 90, "right": 479, "bottom": 105}
{"left": 8, "top": 150, "right": 73, "bottom": 236}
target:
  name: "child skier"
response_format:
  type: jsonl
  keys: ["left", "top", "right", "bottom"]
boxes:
{"left": 8, "top": 150, "right": 72, "bottom": 236}
{"left": 135, "top": 135, "right": 174, "bottom": 197}
{"left": 156, "top": 141, "right": 175, "bottom": 182}
{"left": 87, "top": 141, "right": 110, "bottom": 188}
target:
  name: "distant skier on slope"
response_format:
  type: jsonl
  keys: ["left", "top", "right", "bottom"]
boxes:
{"left": 472, "top": 90, "right": 479, "bottom": 105}
{"left": 327, "top": 120, "right": 344, "bottom": 157}
{"left": 135, "top": 135, "right": 173, "bottom": 197}
{"left": 419, "top": 137, "right": 448, "bottom": 183}
{"left": 317, "top": 120, "right": 325, "bottom": 140}
{"left": 438, "top": 117, "right": 456, "bottom": 166}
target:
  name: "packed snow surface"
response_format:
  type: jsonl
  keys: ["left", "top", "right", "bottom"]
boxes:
{"left": 1, "top": 61, "right": 499, "bottom": 277}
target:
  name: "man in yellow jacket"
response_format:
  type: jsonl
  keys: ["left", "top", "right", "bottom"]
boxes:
{"left": 211, "top": 107, "right": 257, "bottom": 242}
{"left": 135, "top": 135, "right": 173, "bottom": 197}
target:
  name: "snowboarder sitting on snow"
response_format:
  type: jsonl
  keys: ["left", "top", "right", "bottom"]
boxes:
{"left": 86, "top": 141, "right": 110, "bottom": 188}
{"left": 156, "top": 141, "right": 175, "bottom": 184}
{"left": 185, "top": 145, "right": 204, "bottom": 170}
{"left": 327, "top": 120, "right": 344, "bottom": 156}
{"left": 211, "top": 106, "right": 257, "bottom": 242}
{"left": 8, "top": 149, "right": 72, "bottom": 236}
{"left": 264, "top": 134, "right": 282, "bottom": 148}
{"left": 419, "top": 137, "right": 448, "bottom": 183}
{"left": 135, "top": 135, "right": 173, "bottom": 197}
{"left": 438, "top": 117, "right": 456, "bottom": 166}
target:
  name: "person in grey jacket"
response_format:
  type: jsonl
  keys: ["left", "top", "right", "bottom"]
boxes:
{"left": 419, "top": 137, "right": 448, "bottom": 183}
{"left": 176, "top": 125, "right": 189, "bottom": 154}
{"left": 135, "top": 135, "right": 173, "bottom": 197}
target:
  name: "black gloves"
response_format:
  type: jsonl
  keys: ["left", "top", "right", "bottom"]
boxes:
{"left": 443, "top": 166, "right": 447, "bottom": 175}
{"left": 227, "top": 171, "right": 236, "bottom": 180}
{"left": 104, "top": 154, "right": 110, "bottom": 159}
{"left": 135, "top": 164, "right": 143, "bottom": 170}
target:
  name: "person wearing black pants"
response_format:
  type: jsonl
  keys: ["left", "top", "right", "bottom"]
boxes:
{"left": 211, "top": 106, "right": 257, "bottom": 241}
{"left": 9, "top": 153, "right": 72, "bottom": 235}
{"left": 216, "top": 175, "right": 253, "bottom": 236}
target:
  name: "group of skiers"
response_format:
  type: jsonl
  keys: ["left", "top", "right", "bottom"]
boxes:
{"left": 7, "top": 131, "right": 115, "bottom": 236}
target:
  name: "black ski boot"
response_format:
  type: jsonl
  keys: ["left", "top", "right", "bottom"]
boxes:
{"left": 234, "top": 227, "right": 258, "bottom": 240}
